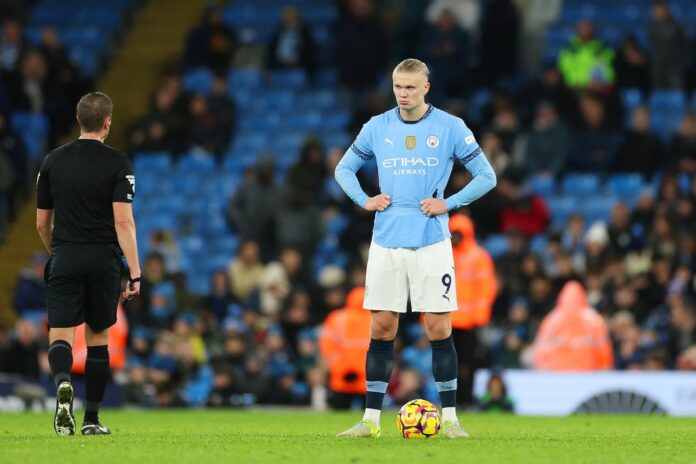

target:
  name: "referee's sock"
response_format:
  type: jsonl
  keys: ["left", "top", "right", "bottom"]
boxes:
{"left": 48, "top": 340, "right": 73, "bottom": 387}
{"left": 431, "top": 335, "right": 458, "bottom": 423}
{"left": 84, "top": 345, "right": 110, "bottom": 424}
{"left": 363, "top": 338, "right": 394, "bottom": 424}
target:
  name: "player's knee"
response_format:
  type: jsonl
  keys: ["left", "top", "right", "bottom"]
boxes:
{"left": 424, "top": 317, "right": 452, "bottom": 341}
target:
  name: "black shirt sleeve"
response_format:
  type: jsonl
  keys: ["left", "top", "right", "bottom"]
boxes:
{"left": 36, "top": 156, "right": 53, "bottom": 209}
{"left": 113, "top": 155, "right": 135, "bottom": 203}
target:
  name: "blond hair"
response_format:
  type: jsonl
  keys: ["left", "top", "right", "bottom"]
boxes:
{"left": 393, "top": 58, "right": 430, "bottom": 79}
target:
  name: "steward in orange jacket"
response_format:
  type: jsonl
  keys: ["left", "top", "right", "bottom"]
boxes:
{"left": 319, "top": 287, "right": 371, "bottom": 408}
{"left": 449, "top": 214, "right": 497, "bottom": 406}
{"left": 532, "top": 280, "right": 613, "bottom": 371}
{"left": 71, "top": 304, "right": 128, "bottom": 374}
{"left": 450, "top": 214, "right": 497, "bottom": 329}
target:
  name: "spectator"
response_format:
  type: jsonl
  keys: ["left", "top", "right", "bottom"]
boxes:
{"left": 480, "top": 0, "right": 519, "bottom": 85}
{"left": 12, "top": 253, "right": 48, "bottom": 317}
{"left": 128, "top": 83, "right": 186, "bottom": 154}
{"left": 182, "top": 7, "right": 237, "bottom": 75}
{"left": 5, "top": 51, "right": 51, "bottom": 113}
{"left": 227, "top": 240, "right": 264, "bottom": 304}
{"left": 614, "top": 35, "right": 651, "bottom": 92}
{"left": 275, "top": 189, "right": 323, "bottom": 258}
{"left": 1, "top": 320, "right": 41, "bottom": 378}
{"left": 203, "top": 270, "right": 239, "bottom": 322}
{"left": 416, "top": 8, "right": 468, "bottom": 101}
{"left": 613, "top": 107, "right": 662, "bottom": 178}
{"left": 513, "top": 101, "right": 569, "bottom": 176}
{"left": 532, "top": 281, "right": 613, "bottom": 370}
{"left": 287, "top": 138, "right": 326, "bottom": 196}
{"left": 226, "top": 156, "right": 284, "bottom": 257}
{"left": 0, "top": 19, "right": 24, "bottom": 72}
{"left": 518, "top": 0, "right": 562, "bottom": 74}
{"left": 497, "top": 168, "right": 549, "bottom": 237}
{"left": 568, "top": 93, "right": 620, "bottom": 172}
{"left": 449, "top": 214, "right": 497, "bottom": 406}
{"left": 517, "top": 64, "right": 577, "bottom": 124}
{"left": 186, "top": 93, "right": 230, "bottom": 156}
{"left": 319, "top": 287, "right": 371, "bottom": 409}
{"left": 667, "top": 113, "right": 696, "bottom": 173}
{"left": 265, "top": 6, "right": 317, "bottom": 77}
{"left": 477, "top": 373, "right": 514, "bottom": 413}
{"left": 0, "top": 111, "right": 28, "bottom": 212}
{"left": 480, "top": 131, "right": 510, "bottom": 176}
{"left": 208, "top": 75, "right": 235, "bottom": 148}
{"left": 425, "top": 0, "right": 480, "bottom": 41}
{"left": 649, "top": 0, "right": 687, "bottom": 89}
{"left": 149, "top": 229, "right": 182, "bottom": 274}
{"left": 335, "top": 0, "right": 386, "bottom": 96}
{"left": 259, "top": 248, "right": 303, "bottom": 317}
{"left": 558, "top": 21, "right": 615, "bottom": 89}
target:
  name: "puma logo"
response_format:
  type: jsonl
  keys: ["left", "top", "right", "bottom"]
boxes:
{"left": 385, "top": 138, "right": 394, "bottom": 147}
{"left": 442, "top": 294, "right": 450, "bottom": 302}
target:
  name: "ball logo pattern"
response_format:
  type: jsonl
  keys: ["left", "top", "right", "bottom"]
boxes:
{"left": 396, "top": 399, "right": 441, "bottom": 438}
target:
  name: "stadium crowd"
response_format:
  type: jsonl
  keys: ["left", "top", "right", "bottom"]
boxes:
{"left": 4, "top": 0, "right": 696, "bottom": 410}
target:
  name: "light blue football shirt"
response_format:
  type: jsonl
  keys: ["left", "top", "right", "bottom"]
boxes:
{"left": 335, "top": 105, "right": 496, "bottom": 249}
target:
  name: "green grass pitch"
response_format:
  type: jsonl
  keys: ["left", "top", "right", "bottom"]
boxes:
{"left": 1, "top": 410, "right": 695, "bottom": 463}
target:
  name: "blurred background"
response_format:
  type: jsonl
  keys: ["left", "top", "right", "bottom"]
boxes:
{"left": 1, "top": 0, "right": 696, "bottom": 415}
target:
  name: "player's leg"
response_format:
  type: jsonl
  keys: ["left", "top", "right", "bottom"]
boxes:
{"left": 337, "top": 242, "right": 405, "bottom": 438}
{"left": 412, "top": 239, "right": 468, "bottom": 438}
{"left": 80, "top": 244, "right": 120, "bottom": 435}
{"left": 81, "top": 325, "right": 112, "bottom": 435}
{"left": 46, "top": 245, "right": 85, "bottom": 436}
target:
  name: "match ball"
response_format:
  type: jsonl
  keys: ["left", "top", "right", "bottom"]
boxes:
{"left": 396, "top": 399, "right": 440, "bottom": 438}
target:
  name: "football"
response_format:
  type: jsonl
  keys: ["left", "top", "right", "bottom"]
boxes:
{"left": 396, "top": 399, "right": 441, "bottom": 439}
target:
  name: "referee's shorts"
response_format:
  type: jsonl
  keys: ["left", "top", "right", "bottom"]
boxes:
{"left": 45, "top": 243, "right": 124, "bottom": 332}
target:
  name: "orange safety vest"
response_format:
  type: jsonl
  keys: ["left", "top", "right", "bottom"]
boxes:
{"left": 450, "top": 214, "right": 497, "bottom": 329}
{"left": 532, "top": 280, "right": 613, "bottom": 371}
{"left": 319, "top": 287, "right": 371, "bottom": 394}
{"left": 71, "top": 304, "right": 128, "bottom": 374}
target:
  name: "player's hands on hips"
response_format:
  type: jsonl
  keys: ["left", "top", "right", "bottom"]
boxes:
{"left": 365, "top": 194, "right": 391, "bottom": 212}
{"left": 420, "top": 198, "right": 448, "bottom": 216}
{"left": 122, "top": 278, "right": 140, "bottom": 301}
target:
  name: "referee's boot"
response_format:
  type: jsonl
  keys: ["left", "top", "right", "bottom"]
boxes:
{"left": 81, "top": 421, "right": 112, "bottom": 435}
{"left": 53, "top": 381, "right": 76, "bottom": 436}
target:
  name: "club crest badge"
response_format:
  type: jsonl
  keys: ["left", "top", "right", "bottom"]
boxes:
{"left": 426, "top": 136, "right": 439, "bottom": 148}
{"left": 405, "top": 136, "right": 416, "bottom": 150}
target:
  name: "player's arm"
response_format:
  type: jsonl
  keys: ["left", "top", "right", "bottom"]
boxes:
{"left": 335, "top": 120, "right": 390, "bottom": 212}
{"left": 36, "top": 157, "right": 53, "bottom": 252}
{"left": 444, "top": 153, "right": 496, "bottom": 211}
{"left": 36, "top": 208, "right": 53, "bottom": 253}
{"left": 113, "top": 157, "right": 140, "bottom": 300}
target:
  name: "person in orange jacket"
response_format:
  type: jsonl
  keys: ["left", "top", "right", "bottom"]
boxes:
{"left": 449, "top": 214, "right": 497, "bottom": 406}
{"left": 532, "top": 280, "right": 613, "bottom": 370}
{"left": 319, "top": 287, "right": 372, "bottom": 409}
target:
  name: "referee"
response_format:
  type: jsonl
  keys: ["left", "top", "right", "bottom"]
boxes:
{"left": 36, "top": 92, "right": 140, "bottom": 436}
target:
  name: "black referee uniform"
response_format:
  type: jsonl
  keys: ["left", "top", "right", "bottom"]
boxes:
{"left": 37, "top": 138, "right": 134, "bottom": 331}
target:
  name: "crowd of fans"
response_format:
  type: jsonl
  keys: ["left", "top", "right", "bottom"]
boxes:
{"left": 4, "top": 0, "right": 696, "bottom": 410}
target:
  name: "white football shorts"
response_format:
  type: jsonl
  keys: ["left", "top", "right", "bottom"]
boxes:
{"left": 364, "top": 238, "right": 458, "bottom": 313}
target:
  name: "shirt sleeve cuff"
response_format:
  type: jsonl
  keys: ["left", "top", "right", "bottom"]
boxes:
{"left": 355, "top": 193, "right": 369, "bottom": 208}
{"left": 445, "top": 197, "right": 457, "bottom": 211}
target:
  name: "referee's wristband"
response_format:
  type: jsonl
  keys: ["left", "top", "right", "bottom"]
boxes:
{"left": 128, "top": 276, "right": 141, "bottom": 285}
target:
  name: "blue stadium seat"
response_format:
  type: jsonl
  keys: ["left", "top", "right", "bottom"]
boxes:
{"left": 10, "top": 112, "right": 49, "bottom": 160}
{"left": 177, "top": 152, "right": 216, "bottom": 173}
{"left": 529, "top": 235, "right": 548, "bottom": 255}
{"left": 325, "top": 215, "right": 350, "bottom": 235}
{"left": 69, "top": 47, "right": 99, "bottom": 77}
{"left": 31, "top": 7, "right": 73, "bottom": 25}
{"left": 483, "top": 234, "right": 509, "bottom": 259}
{"left": 133, "top": 152, "right": 172, "bottom": 172}
{"left": 649, "top": 90, "right": 687, "bottom": 112}
{"left": 546, "top": 196, "right": 578, "bottom": 225}
{"left": 605, "top": 174, "right": 646, "bottom": 203}
{"left": 268, "top": 70, "right": 308, "bottom": 89}
{"left": 182, "top": 68, "right": 214, "bottom": 96}
{"left": 561, "top": 173, "right": 601, "bottom": 196}
{"left": 228, "top": 69, "right": 262, "bottom": 89}
{"left": 529, "top": 175, "right": 556, "bottom": 197}
{"left": 583, "top": 196, "right": 619, "bottom": 224}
